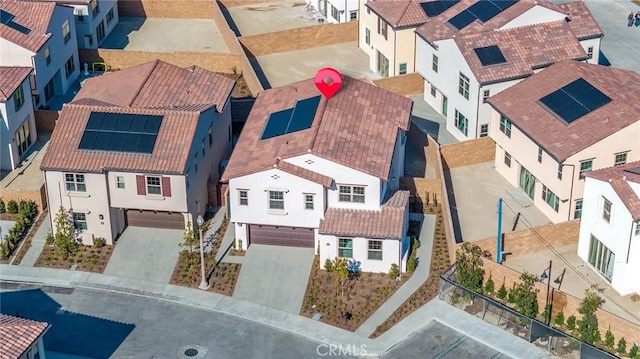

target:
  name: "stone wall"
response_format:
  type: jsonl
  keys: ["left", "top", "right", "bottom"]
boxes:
{"left": 373, "top": 73, "right": 423, "bottom": 97}
{"left": 117, "top": 0, "right": 215, "bottom": 18}
{"left": 34, "top": 110, "right": 59, "bottom": 133}
{"left": 218, "top": 0, "right": 274, "bottom": 7}
{"left": 440, "top": 137, "right": 496, "bottom": 169}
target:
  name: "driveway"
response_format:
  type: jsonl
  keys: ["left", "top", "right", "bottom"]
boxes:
{"left": 103, "top": 227, "right": 183, "bottom": 283}
{"left": 233, "top": 245, "right": 314, "bottom": 314}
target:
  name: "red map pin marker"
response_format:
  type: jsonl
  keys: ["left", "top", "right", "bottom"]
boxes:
{"left": 314, "top": 67, "right": 342, "bottom": 100}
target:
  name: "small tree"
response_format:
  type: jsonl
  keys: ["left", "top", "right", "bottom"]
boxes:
{"left": 324, "top": 258, "right": 334, "bottom": 272}
{"left": 604, "top": 329, "right": 615, "bottom": 350}
{"left": 333, "top": 257, "right": 349, "bottom": 297}
{"left": 53, "top": 206, "right": 77, "bottom": 259}
{"left": 509, "top": 272, "right": 539, "bottom": 319}
{"left": 554, "top": 311, "right": 565, "bottom": 327}
{"left": 497, "top": 279, "right": 508, "bottom": 300}
{"left": 628, "top": 343, "right": 639, "bottom": 359}
{"left": 576, "top": 288, "right": 605, "bottom": 345}
{"left": 455, "top": 243, "right": 485, "bottom": 294}
{"left": 182, "top": 221, "right": 197, "bottom": 256}
{"left": 617, "top": 337, "right": 627, "bottom": 356}
{"left": 388, "top": 263, "right": 400, "bottom": 279}
{"left": 484, "top": 275, "right": 495, "bottom": 295}
{"left": 407, "top": 255, "right": 417, "bottom": 272}
{"left": 566, "top": 315, "right": 577, "bottom": 331}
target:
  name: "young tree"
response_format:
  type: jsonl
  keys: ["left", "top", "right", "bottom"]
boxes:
{"left": 509, "top": 272, "right": 539, "bottom": 319}
{"left": 576, "top": 288, "right": 605, "bottom": 345}
{"left": 604, "top": 329, "right": 615, "bottom": 350}
{"left": 455, "top": 243, "right": 485, "bottom": 294}
{"left": 628, "top": 343, "right": 639, "bottom": 359}
{"left": 182, "top": 221, "right": 197, "bottom": 256}
{"left": 333, "top": 258, "right": 349, "bottom": 297}
{"left": 617, "top": 337, "right": 627, "bottom": 356}
{"left": 484, "top": 274, "right": 495, "bottom": 295}
{"left": 497, "top": 279, "right": 508, "bottom": 301}
{"left": 554, "top": 311, "right": 565, "bottom": 327}
{"left": 53, "top": 206, "right": 77, "bottom": 259}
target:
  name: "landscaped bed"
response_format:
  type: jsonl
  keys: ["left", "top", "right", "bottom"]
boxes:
{"left": 0, "top": 199, "right": 40, "bottom": 264}
{"left": 34, "top": 243, "right": 114, "bottom": 273}
{"left": 10, "top": 209, "right": 49, "bottom": 265}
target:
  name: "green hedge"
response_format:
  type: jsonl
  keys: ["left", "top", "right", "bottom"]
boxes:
{"left": 1, "top": 200, "right": 39, "bottom": 260}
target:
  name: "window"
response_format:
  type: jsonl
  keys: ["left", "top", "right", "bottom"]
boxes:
{"left": 15, "top": 120, "right": 32, "bottom": 156}
{"left": 44, "top": 78, "right": 54, "bottom": 103}
{"left": 368, "top": 240, "right": 382, "bottom": 260}
{"left": 91, "top": 0, "right": 99, "bottom": 17}
{"left": 365, "top": 27, "right": 370, "bottom": 45}
{"left": 65, "top": 56, "right": 75, "bottom": 79}
{"left": 504, "top": 152, "right": 511, "bottom": 167}
{"left": 106, "top": 8, "right": 114, "bottom": 24}
{"left": 587, "top": 46, "right": 594, "bottom": 60}
{"left": 62, "top": 20, "right": 70, "bottom": 43}
{"left": 350, "top": 10, "right": 357, "bottom": 21}
{"left": 201, "top": 140, "right": 205, "bottom": 157}
{"left": 635, "top": 221, "right": 640, "bottom": 236}
{"left": 602, "top": 197, "right": 611, "bottom": 223}
{"left": 614, "top": 152, "right": 627, "bottom": 166}
{"left": 579, "top": 160, "right": 593, "bottom": 179}
{"left": 430, "top": 85, "right": 436, "bottom": 97}
{"left": 432, "top": 54, "right": 438, "bottom": 72}
{"left": 542, "top": 185, "right": 559, "bottom": 212}
{"left": 44, "top": 47, "right": 51, "bottom": 65}
{"left": 146, "top": 176, "right": 161, "bottom": 195}
{"left": 378, "top": 18, "right": 387, "bottom": 40}
{"left": 482, "top": 89, "right": 490, "bottom": 103}
{"left": 73, "top": 212, "right": 88, "bottom": 230}
{"left": 194, "top": 154, "right": 198, "bottom": 173}
{"left": 65, "top": 173, "right": 86, "bottom": 192}
{"left": 331, "top": 5, "right": 339, "bottom": 20}
{"left": 339, "top": 185, "right": 365, "bottom": 203}
{"left": 12, "top": 85, "right": 24, "bottom": 111}
{"left": 208, "top": 125, "right": 213, "bottom": 146}
{"left": 499, "top": 115, "right": 512, "bottom": 138}
{"left": 338, "top": 238, "right": 353, "bottom": 258}
{"left": 399, "top": 63, "right": 407, "bottom": 75}
{"left": 454, "top": 110, "right": 468, "bottom": 136}
{"left": 305, "top": 194, "right": 314, "bottom": 210}
{"left": 96, "top": 20, "right": 105, "bottom": 43}
{"left": 376, "top": 50, "right": 389, "bottom": 77}
{"left": 269, "top": 191, "right": 284, "bottom": 210}
{"left": 458, "top": 72, "right": 470, "bottom": 99}
{"left": 588, "top": 235, "right": 615, "bottom": 282}
{"left": 538, "top": 147, "right": 543, "bottom": 163}
{"left": 480, "top": 124, "right": 488, "bottom": 137}
{"left": 239, "top": 190, "right": 248, "bottom": 206}
{"left": 116, "top": 176, "right": 125, "bottom": 189}
{"left": 574, "top": 199, "right": 583, "bottom": 219}
{"left": 86, "top": 34, "right": 93, "bottom": 47}
{"left": 228, "top": 125, "right": 232, "bottom": 142}
{"left": 557, "top": 164, "right": 563, "bottom": 180}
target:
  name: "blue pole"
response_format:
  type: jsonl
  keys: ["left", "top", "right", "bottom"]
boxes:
{"left": 497, "top": 198, "right": 503, "bottom": 264}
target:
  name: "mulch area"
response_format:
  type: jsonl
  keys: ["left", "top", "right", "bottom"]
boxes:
{"left": 34, "top": 244, "right": 114, "bottom": 273}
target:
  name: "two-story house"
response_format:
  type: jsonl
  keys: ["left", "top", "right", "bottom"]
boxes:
{"left": 0, "top": 314, "right": 50, "bottom": 359}
{"left": 45, "top": 0, "right": 119, "bottom": 49}
{"left": 1, "top": 0, "right": 80, "bottom": 109}
{"left": 221, "top": 76, "right": 413, "bottom": 273}
{"left": 1, "top": 66, "right": 36, "bottom": 171}
{"left": 414, "top": 0, "right": 603, "bottom": 141}
{"left": 316, "top": 0, "right": 358, "bottom": 23}
{"left": 577, "top": 162, "right": 640, "bottom": 296}
{"left": 40, "top": 60, "right": 236, "bottom": 244}
{"left": 487, "top": 60, "right": 640, "bottom": 224}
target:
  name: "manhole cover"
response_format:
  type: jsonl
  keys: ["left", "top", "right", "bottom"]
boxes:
{"left": 184, "top": 348, "right": 198, "bottom": 357}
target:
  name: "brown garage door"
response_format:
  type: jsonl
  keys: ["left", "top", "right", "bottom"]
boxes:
{"left": 248, "top": 225, "right": 314, "bottom": 248}
{"left": 126, "top": 210, "right": 184, "bottom": 230}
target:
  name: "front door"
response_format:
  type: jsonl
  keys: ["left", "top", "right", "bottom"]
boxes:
{"left": 442, "top": 95, "right": 448, "bottom": 116}
{"left": 519, "top": 166, "right": 536, "bottom": 199}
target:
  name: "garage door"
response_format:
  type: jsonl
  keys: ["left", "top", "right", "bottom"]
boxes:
{"left": 248, "top": 225, "right": 314, "bottom": 248}
{"left": 126, "top": 210, "right": 184, "bottom": 230}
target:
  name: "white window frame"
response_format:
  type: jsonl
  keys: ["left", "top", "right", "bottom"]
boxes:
{"left": 602, "top": 197, "right": 611, "bottom": 223}
{"left": 304, "top": 194, "right": 314, "bottom": 210}
{"left": 458, "top": 72, "right": 470, "bottom": 100}
{"left": 454, "top": 109, "right": 468, "bottom": 136}
{"left": 579, "top": 159, "right": 593, "bottom": 179}
{"left": 588, "top": 234, "right": 614, "bottom": 282}
{"left": 269, "top": 191, "right": 284, "bottom": 210}
{"left": 44, "top": 46, "right": 51, "bottom": 65}
{"left": 64, "top": 56, "right": 75, "bottom": 79}
{"left": 432, "top": 54, "right": 438, "bottom": 72}
{"left": 542, "top": 185, "right": 559, "bottom": 212}
{"left": 65, "top": 173, "right": 86, "bottom": 192}
{"left": 338, "top": 185, "right": 365, "bottom": 203}
{"left": 146, "top": 176, "right": 161, "bottom": 195}
{"left": 365, "top": 27, "right": 370, "bottom": 45}
{"left": 239, "top": 190, "right": 248, "bottom": 206}
{"left": 338, "top": 238, "right": 353, "bottom": 258}
{"left": 537, "top": 147, "right": 543, "bottom": 163}
{"left": 430, "top": 85, "right": 436, "bottom": 97}
{"left": 574, "top": 199, "right": 583, "bottom": 219}
{"left": 106, "top": 8, "right": 114, "bottom": 24}
{"left": 12, "top": 85, "right": 24, "bottom": 111}
{"left": 635, "top": 221, "right": 640, "bottom": 236}
{"left": 368, "top": 240, "right": 382, "bottom": 260}
{"left": 557, "top": 164, "right": 563, "bottom": 180}
{"left": 482, "top": 89, "right": 490, "bottom": 103}
{"left": 499, "top": 115, "right": 512, "bottom": 138}
{"left": 614, "top": 152, "right": 628, "bottom": 166}
{"left": 116, "top": 176, "right": 125, "bottom": 189}
{"left": 399, "top": 63, "right": 407, "bottom": 75}
{"left": 587, "top": 46, "right": 594, "bottom": 60}
{"left": 73, "top": 212, "right": 88, "bottom": 230}
{"left": 504, "top": 152, "right": 511, "bottom": 167}
{"left": 480, "top": 124, "right": 488, "bottom": 137}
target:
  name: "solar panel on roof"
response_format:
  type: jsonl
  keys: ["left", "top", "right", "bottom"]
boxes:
{"left": 1, "top": 9, "right": 31, "bottom": 34}
{"left": 474, "top": 45, "right": 507, "bottom": 66}
{"left": 420, "top": 0, "right": 460, "bottom": 17}
{"left": 448, "top": 10, "right": 476, "bottom": 30}
{"left": 78, "top": 112, "right": 163, "bottom": 153}
{"left": 262, "top": 109, "right": 293, "bottom": 140}
{"left": 468, "top": 1, "right": 501, "bottom": 22}
{"left": 447, "top": 0, "right": 518, "bottom": 30}
{"left": 539, "top": 78, "right": 611, "bottom": 124}
{"left": 261, "top": 96, "right": 321, "bottom": 140}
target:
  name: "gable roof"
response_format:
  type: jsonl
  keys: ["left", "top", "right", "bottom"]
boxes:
{"left": 487, "top": 60, "right": 640, "bottom": 162}
{"left": 586, "top": 162, "right": 640, "bottom": 221}
{"left": 366, "top": 0, "right": 427, "bottom": 28}
{"left": 0, "top": 0, "right": 56, "bottom": 53}
{"left": 41, "top": 61, "right": 235, "bottom": 174}
{"left": 275, "top": 158, "right": 334, "bottom": 188}
{"left": 554, "top": 1, "right": 603, "bottom": 40}
{"left": 222, "top": 76, "right": 412, "bottom": 182}
{"left": 319, "top": 190, "right": 410, "bottom": 239}
{"left": 0, "top": 314, "right": 49, "bottom": 359}
{"left": 0, "top": 67, "right": 32, "bottom": 101}
{"left": 455, "top": 21, "right": 587, "bottom": 84}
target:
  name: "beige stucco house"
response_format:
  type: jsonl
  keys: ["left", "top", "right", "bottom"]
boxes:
{"left": 488, "top": 60, "right": 640, "bottom": 224}
{"left": 40, "top": 60, "right": 235, "bottom": 244}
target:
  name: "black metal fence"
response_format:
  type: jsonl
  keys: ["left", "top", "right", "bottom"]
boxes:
{"left": 439, "top": 265, "right": 618, "bottom": 359}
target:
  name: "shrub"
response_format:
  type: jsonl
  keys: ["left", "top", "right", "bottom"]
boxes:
{"left": 0, "top": 198, "right": 5, "bottom": 213}
{"left": 7, "top": 200, "right": 18, "bottom": 214}
{"left": 554, "top": 311, "right": 565, "bottom": 327}
{"left": 94, "top": 237, "right": 105, "bottom": 248}
{"left": 0, "top": 242, "right": 9, "bottom": 260}
{"left": 629, "top": 343, "right": 639, "bottom": 359}
{"left": 389, "top": 263, "right": 400, "bottom": 279}
{"left": 324, "top": 258, "right": 334, "bottom": 272}
{"left": 617, "top": 337, "right": 627, "bottom": 355}
{"left": 45, "top": 231, "right": 54, "bottom": 245}
{"left": 407, "top": 255, "right": 417, "bottom": 272}
{"left": 604, "top": 329, "right": 615, "bottom": 349}
{"left": 566, "top": 315, "right": 576, "bottom": 331}
{"left": 542, "top": 304, "right": 551, "bottom": 324}
{"left": 484, "top": 275, "right": 495, "bottom": 295}
{"left": 455, "top": 243, "right": 485, "bottom": 294}
{"left": 18, "top": 200, "right": 37, "bottom": 219}
{"left": 497, "top": 280, "right": 508, "bottom": 300}
{"left": 576, "top": 288, "right": 604, "bottom": 344}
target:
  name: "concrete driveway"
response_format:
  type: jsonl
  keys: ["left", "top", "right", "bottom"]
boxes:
{"left": 104, "top": 227, "right": 183, "bottom": 283}
{"left": 233, "top": 244, "right": 314, "bottom": 313}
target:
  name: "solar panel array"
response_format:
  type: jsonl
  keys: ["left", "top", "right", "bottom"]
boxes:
{"left": 448, "top": 0, "right": 518, "bottom": 30}
{"left": 1, "top": 10, "right": 31, "bottom": 34}
{"left": 78, "top": 112, "right": 163, "bottom": 153}
{"left": 474, "top": 45, "right": 507, "bottom": 66}
{"left": 261, "top": 96, "right": 321, "bottom": 140}
{"left": 538, "top": 78, "right": 611, "bottom": 124}
{"left": 420, "top": 0, "right": 460, "bottom": 18}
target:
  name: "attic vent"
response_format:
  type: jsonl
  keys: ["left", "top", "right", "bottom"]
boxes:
{"left": 305, "top": 159, "right": 314, "bottom": 164}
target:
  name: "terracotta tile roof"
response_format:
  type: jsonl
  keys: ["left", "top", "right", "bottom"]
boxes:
{"left": 319, "top": 190, "right": 410, "bottom": 239}
{"left": 0, "top": 67, "right": 32, "bottom": 101}
{"left": 367, "top": 0, "right": 425, "bottom": 28}
{"left": 222, "top": 76, "right": 412, "bottom": 181}
{"left": 41, "top": 61, "right": 235, "bottom": 174}
{"left": 0, "top": 0, "right": 55, "bottom": 53}
{"left": 586, "top": 162, "right": 640, "bottom": 221}
{"left": 555, "top": 1, "right": 603, "bottom": 40}
{"left": 487, "top": 60, "right": 640, "bottom": 162}
{"left": 0, "top": 314, "right": 49, "bottom": 359}
{"left": 275, "top": 158, "right": 334, "bottom": 188}
{"left": 455, "top": 21, "right": 587, "bottom": 84}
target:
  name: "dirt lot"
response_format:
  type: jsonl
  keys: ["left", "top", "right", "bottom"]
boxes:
{"left": 225, "top": 0, "right": 322, "bottom": 36}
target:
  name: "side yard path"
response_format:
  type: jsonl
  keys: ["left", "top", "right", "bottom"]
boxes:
{"left": 18, "top": 213, "right": 50, "bottom": 267}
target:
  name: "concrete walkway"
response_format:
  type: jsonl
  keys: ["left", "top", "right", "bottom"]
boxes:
{"left": 19, "top": 214, "right": 50, "bottom": 267}
{"left": 355, "top": 213, "right": 436, "bottom": 337}
{"left": 0, "top": 264, "right": 553, "bottom": 358}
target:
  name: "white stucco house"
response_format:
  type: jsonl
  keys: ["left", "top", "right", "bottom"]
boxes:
{"left": 316, "top": 0, "right": 358, "bottom": 23}
{"left": 577, "top": 162, "right": 640, "bottom": 296}
{"left": 40, "top": 60, "right": 236, "bottom": 244}
{"left": 0, "top": 66, "right": 37, "bottom": 171}
{"left": 45, "top": 0, "right": 119, "bottom": 49}
{"left": 221, "top": 76, "right": 414, "bottom": 273}
{"left": 414, "top": 0, "right": 603, "bottom": 141}
{"left": 487, "top": 60, "right": 640, "bottom": 224}
{"left": 0, "top": 313, "right": 50, "bottom": 359}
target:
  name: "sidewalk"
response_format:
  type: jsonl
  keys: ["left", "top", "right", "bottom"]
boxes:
{"left": 0, "top": 264, "right": 551, "bottom": 358}
{"left": 355, "top": 213, "right": 436, "bottom": 337}
{"left": 18, "top": 213, "right": 50, "bottom": 267}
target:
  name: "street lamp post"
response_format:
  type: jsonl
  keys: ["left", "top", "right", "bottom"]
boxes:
{"left": 196, "top": 215, "right": 209, "bottom": 290}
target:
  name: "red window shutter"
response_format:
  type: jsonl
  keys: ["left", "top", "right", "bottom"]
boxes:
{"left": 161, "top": 177, "right": 172, "bottom": 197}
{"left": 136, "top": 175, "right": 146, "bottom": 195}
